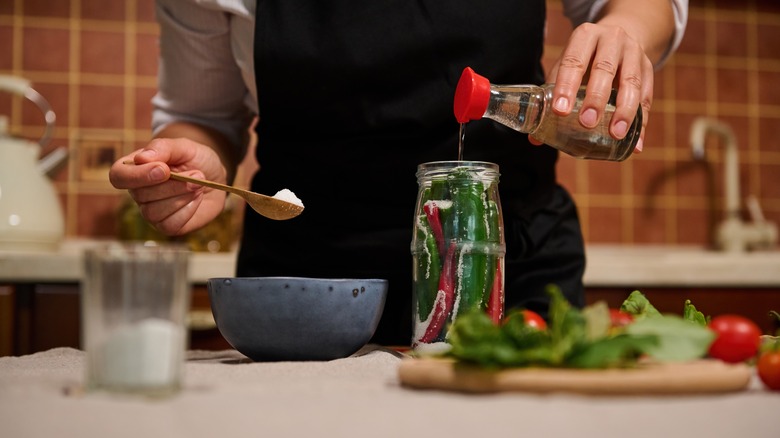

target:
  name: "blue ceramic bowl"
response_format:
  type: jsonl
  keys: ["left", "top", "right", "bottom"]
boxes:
{"left": 207, "top": 277, "right": 388, "bottom": 361}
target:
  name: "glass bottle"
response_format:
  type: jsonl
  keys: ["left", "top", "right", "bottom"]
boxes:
{"left": 454, "top": 67, "right": 641, "bottom": 161}
{"left": 411, "top": 161, "right": 505, "bottom": 353}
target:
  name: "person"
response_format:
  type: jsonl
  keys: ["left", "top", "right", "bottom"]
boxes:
{"left": 110, "top": 0, "right": 689, "bottom": 346}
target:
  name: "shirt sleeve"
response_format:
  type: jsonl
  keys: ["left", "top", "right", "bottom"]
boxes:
{"left": 152, "top": 0, "right": 253, "bottom": 155}
{"left": 561, "top": 0, "right": 689, "bottom": 68}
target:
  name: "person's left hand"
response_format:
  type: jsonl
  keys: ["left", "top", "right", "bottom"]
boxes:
{"left": 540, "top": 22, "right": 654, "bottom": 152}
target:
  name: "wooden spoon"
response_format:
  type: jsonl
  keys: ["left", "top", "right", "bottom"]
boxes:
{"left": 123, "top": 161, "right": 303, "bottom": 220}
{"left": 168, "top": 172, "right": 304, "bottom": 221}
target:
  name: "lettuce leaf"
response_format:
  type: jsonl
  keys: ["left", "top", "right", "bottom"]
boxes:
{"left": 624, "top": 314, "right": 715, "bottom": 362}
{"left": 566, "top": 334, "right": 657, "bottom": 369}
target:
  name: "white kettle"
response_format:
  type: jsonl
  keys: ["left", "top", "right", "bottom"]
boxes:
{"left": 0, "top": 76, "right": 66, "bottom": 251}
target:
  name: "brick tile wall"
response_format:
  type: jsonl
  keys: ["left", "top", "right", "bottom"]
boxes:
{"left": 1, "top": 0, "right": 778, "bottom": 248}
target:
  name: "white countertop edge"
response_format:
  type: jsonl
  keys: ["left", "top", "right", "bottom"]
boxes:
{"left": 583, "top": 244, "right": 780, "bottom": 287}
{"left": 0, "top": 239, "right": 237, "bottom": 284}
{"left": 1, "top": 240, "right": 779, "bottom": 287}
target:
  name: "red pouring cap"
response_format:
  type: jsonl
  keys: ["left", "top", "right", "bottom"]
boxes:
{"left": 454, "top": 67, "right": 491, "bottom": 123}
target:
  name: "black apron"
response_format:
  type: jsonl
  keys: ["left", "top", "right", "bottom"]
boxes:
{"left": 239, "top": 0, "right": 585, "bottom": 345}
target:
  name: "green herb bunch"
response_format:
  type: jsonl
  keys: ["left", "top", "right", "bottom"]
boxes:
{"left": 446, "top": 286, "right": 716, "bottom": 369}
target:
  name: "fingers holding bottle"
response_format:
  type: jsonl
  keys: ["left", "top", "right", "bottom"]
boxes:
{"left": 548, "top": 23, "right": 653, "bottom": 150}
{"left": 603, "top": 31, "right": 654, "bottom": 153}
{"left": 546, "top": 23, "right": 600, "bottom": 117}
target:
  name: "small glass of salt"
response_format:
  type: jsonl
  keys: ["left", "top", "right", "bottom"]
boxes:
{"left": 81, "top": 241, "right": 190, "bottom": 397}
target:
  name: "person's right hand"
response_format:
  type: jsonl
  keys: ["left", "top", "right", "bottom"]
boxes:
{"left": 109, "top": 137, "right": 229, "bottom": 236}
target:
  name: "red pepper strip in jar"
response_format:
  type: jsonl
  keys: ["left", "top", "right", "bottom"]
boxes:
{"left": 423, "top": 201, "right": 446, "bottom": 257}
{"left": 419, "top": 241, "right": 457, "bottom": 344}
{"left": 487, "top": 262, "right": 503, "bottom": 324}
{"left": 414, "top": 214, "right": 441, "bottom": 321}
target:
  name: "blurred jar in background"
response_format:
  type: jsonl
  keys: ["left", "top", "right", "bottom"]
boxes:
{"left": 118, "top": 194, "right": 241, "bottom": 253}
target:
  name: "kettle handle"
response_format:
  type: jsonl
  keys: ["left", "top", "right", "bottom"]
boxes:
{"left": 0, "top": 75, "right": 57, "bottom": 148}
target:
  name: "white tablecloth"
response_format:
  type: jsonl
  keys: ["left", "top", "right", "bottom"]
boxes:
{"left": 1, "top": 347, "right": 778, "bottom": 438}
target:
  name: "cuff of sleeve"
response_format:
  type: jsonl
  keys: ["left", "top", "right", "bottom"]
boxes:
{"left": 585, "top": 0, "right": 689, "bottom": 69}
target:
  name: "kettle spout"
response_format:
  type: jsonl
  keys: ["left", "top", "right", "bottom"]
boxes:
{"left": 38, "top": 146, "right": 69, "bottom": 177}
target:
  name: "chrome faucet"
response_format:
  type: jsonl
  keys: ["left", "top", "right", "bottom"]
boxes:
{"left": 689, "top": 117, "right": 777, "bottom": 252}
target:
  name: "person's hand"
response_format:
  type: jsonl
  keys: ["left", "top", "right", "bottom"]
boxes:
{"left": 109, "top": 137, "right": 229, "bottom": 235}
{"left": 542, "top": 22, "right": 654, "bottom": 152}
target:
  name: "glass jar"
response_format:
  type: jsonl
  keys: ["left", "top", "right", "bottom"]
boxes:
{"left": 411, "top": 161, "right": 505, "bottom": 352}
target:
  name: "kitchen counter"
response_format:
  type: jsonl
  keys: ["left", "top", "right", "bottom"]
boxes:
{"left": 0, "top": 239, "right": 236, "bottom": 284}
{"left": 2, "top": 239, "right": 779, "bottom": 286}
{"left": 1, "top": 347, "right": 778, "bottom": 438}
{"left": 5, "top": 240, "right": 778, "bottom": 357}
{"left": 583, "top": 244, "right": 780, "bottom": 287}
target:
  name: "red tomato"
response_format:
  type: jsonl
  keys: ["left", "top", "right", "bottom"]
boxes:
{"left": 522, "top": 309, "right": 547, "bottom": 330}
{"left": 707, "top": 315, "right": 762, "bottom": 363}
{"left": 757, "top": 351, "right": 780, "bottom": 391}
{"left": 609, "top": 308, "right": 634, "bottom": 327}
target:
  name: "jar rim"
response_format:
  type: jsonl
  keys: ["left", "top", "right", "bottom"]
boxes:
{"left": 416, "top": 161, "right": 500, "bottom": 180}
{"left": 417, "top": 160, "right": 498, "bottom": 170}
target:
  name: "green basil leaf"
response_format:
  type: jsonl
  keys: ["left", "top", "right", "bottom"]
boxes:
{"left": 682, "top": 299, "right": 709, "bottom": 326}
{"left": 547, "top": 284, "right": 587, "bottom": 365}
{"left": 620, "top": 290, "right": 662, "bottom": 320}
{"left": 448, "top": 309, "right": 555, "bottom": 368}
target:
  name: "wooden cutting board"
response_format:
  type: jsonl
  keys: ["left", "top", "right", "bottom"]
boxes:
{"left": 398, "top": 357, "right": 752, "bottom": 395}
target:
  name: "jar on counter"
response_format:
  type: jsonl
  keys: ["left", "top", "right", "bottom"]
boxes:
{"left": 118, "top": 193, "right": 241, "bottom": 253}
{"left": 411, "top": 161, "right": 505, "bottom": 352}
